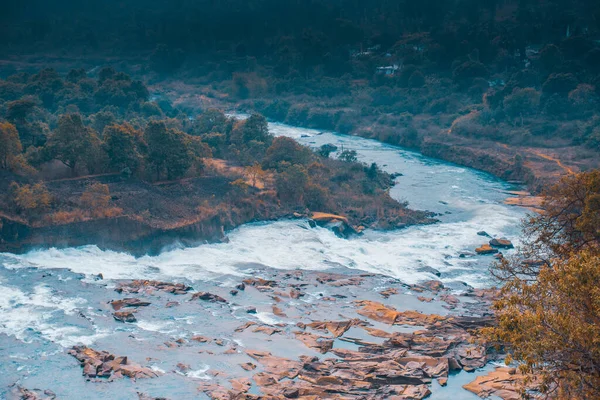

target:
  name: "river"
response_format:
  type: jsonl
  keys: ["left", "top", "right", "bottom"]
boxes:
{"left": 0, "top": 120, "right": 526, "bottom": 399}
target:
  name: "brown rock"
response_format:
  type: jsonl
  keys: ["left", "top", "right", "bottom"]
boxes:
{"left": 240, "top": 362, "right": 256, "bottom": 371}
{"left": 380, "top": 288, "right": 398, "bottom": 298}
{"left": 112, "top": 311, "right": 137, "bottom": 323}
{"left": 110, "top": 298, "right": 151, "bottom": 311}
{"left": 489, "top": 238, "right": 514, "bottom": 249}
{"left": 191, "top": 292, "right": 227, "bottom": 303}
{"left": 475, "top": 244, "right": 499, "bottom": 255}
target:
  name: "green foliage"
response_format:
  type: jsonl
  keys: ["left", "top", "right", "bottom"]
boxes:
{"left": 542, "top": 73, "right": 578, "bottom": 96}
{"left": 144, "top": 121, "right": 192, "bottom": 180}
{"left": 275, "top": 164, "right": 308, "bottom": 203}
{"left": 0, "top": 122, "right": 22, "bottom": 169}
{"left": 263, "top": 136, "right": 312, "bottom": 169}
{"left": 46, "top": 114, "right": 102, "bottom": 173}
{"left": 103, "top": 123, "right": 144, "bottom": 173}
{"left": 503, "top": 88, "right": 540, "bottom": 120}
{"left": 339, "top": 149, "right": 358, "bottom": 162}
{"left": 230, "top": 114, "right": 272, "bottom": 146}
{"left": 11, "top": 182, "right": 52, "bottom": 213}
{"left": 318, "top": 144, "right": 338, "bottom": 158}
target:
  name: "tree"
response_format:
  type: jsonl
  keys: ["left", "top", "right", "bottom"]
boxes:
{"left": 6, "top": 98, "right": 36, "bottom": 122}
{"left": 0, "top": 122, "right": 22, "bottom": 169}
{"left": 45, "top": 114, "right": 100, "bottom": 175}
{"left": 194, "top": 109, "right": 230, "bottom": 135}
{"left": 230, "top": 114, "right": 272, "bottom": 146}
{"left": 542, "top": 73, "right": 578, "bottom": 96}
{"left": 339, "top": 149, "right": 358, "bottom": 162}
{"left": 486, "top": 171, "right": 600, "bottom": 398}
{"left": 263, "top": 136, "right": 312, "bottom": 169}
{"left": 103, "top": 123, "right": 143, "bottom": 173}
{"left": 11, "top": 182, "right": 52, "bottom": 214}
{"left": 245, "top": 163, "right": 266, "bottom": 187}
{"left": 80, "top": 183, "right": 111, "bottom": 217}
{"left": 144, "top": 121, "right": 192, "bottom": 180}
{"left": 275, "top": 164, "right": 308, "bottom": 203}
{"left": 318, "top": 143, "right": 338, "bottom": 158}
{"left": 485, "top": 250, "right": 600, "bottom": 398}
{"left": 503, "top": 88, "right": 540, "bottom": 122}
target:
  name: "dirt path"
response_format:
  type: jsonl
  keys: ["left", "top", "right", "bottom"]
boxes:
{"left": 530, "top": 150, "right": 576, "bottom": 175}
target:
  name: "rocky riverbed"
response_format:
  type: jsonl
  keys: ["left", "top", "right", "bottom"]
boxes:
{"left": 1, "top": 258, "right": 525, "bottom": 399}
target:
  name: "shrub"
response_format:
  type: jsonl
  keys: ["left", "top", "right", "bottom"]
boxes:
{"left": 503, "top": 88, "right": 540, "bottom": 120}
{"left": 542, "top": 73, "right": 578, "bottom": 96}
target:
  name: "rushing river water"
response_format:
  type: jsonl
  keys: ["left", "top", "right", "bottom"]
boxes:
{"left": 0, "top": 120, "right": 526, "bottom": 399}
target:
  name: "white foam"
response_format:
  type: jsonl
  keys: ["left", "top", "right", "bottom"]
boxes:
{"left": 0, "top": 283, "right": 104, "bottom": 347}
{"left": 1, "top": 119, "right": 527, "bottom": 289}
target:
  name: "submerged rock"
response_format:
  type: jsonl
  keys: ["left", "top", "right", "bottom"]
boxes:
{"left": 8, "top": 385, "right": 56, "bottom": 400}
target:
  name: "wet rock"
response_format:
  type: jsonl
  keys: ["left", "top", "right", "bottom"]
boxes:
{"left": 115, "top": 280, "right": 192, "bottom": 295}
{"left": 94, "top": 273, "right": 104, "bottom": 281}
{"left": 245, "top": 306, "right": 257, "bottom": 314}
{"left": 243, "top": 278, "right": 276, "bottom": 287}
{"left": 380, "top": 288, "right": 398, "bottom": 298}
{"left": 165, "top": 301, "right": 179, "bottom": 308}
{"left": 456, "top": 346, "right": 486, "bottom": 372}
{"left": 417, "top": 266, "right": 442, "bottom": 277}
{"left": 252, "top": 325, "right": 282, "bottom": 336}
{"left": 489, "top": 238, "right": 514, "bottom": 248}
{"left": 463, "top": 367, "right": 538, "bottom": 399}
{"left": 306, "top": 320, "right": 364, "bottom": 338}
{"left": 477, "top": 231, "right": 491, "bottom": 237}
{"left": 68, "top": 346, "right": 160, "bottom": 381}
{"left": 113, "top": 311, "right": 137, "bottom": 323}
{"left": 191, "top": 291, "right": 227, "bottom": 303}
{"left": 294, "top": 332, "right": 334, "bottom": 353}
{"left": 423, "top": 280, "right": 444, "bottom": 292}
{"left": 475, "top": 244, "right": 499, "bottom": 255}
{"left": 8, "top": 385, "right": 56, "bottom": 400}
{"left": 191, "top": 335, "right": 211, "bottom": 343}
{"left": 137, "top": 393, "right": 168, "bottom": 400}
{"left": 110, "top": 298, "right": 151, "bottom": 311}
{"left": 240, "top": 362, "right": 256, "bottom": 371}
{"left": 235, "top": 321, "right": 257, "bottom": 332}
{"left": 272, "top": 305, "right": 287, "bottom": 317}
{"left": 229, "top": 289, "right": 238, "bottom": 296}
{"left": 176, "top": 363, "right": 190, "bottom": 373}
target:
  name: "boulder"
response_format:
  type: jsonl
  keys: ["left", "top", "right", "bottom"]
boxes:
{"left": 489, "top": 238, "right": 514, "bottom": 249}
{"left": 191, "top": 292, "right": 227, "bottom": 303}
{"left": 112, "top": 311, "right": 137, "bottom": 323}
{"left": 475, "top": 244, "right": 498, "bottom": 255}
{"left": 68, "top": 346, "right": 160, "bottom": 381}
{"left": 115, "top": 280, "right": 192, "bottom": 295}
{"left": 110, "top": 298, "right": 151, "bottom": 311}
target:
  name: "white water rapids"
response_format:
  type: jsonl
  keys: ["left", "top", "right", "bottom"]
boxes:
{"left": 1, "top": 120, "right": 526, "bottom": 288}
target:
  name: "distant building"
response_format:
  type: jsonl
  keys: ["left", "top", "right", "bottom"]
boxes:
{"left": 376, "top": 64, "right": 400, "bottom": 76}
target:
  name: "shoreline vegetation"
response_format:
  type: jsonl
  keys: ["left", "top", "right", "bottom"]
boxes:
{"left": 0, "top": 68, "right": 435, "bottom": 255}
